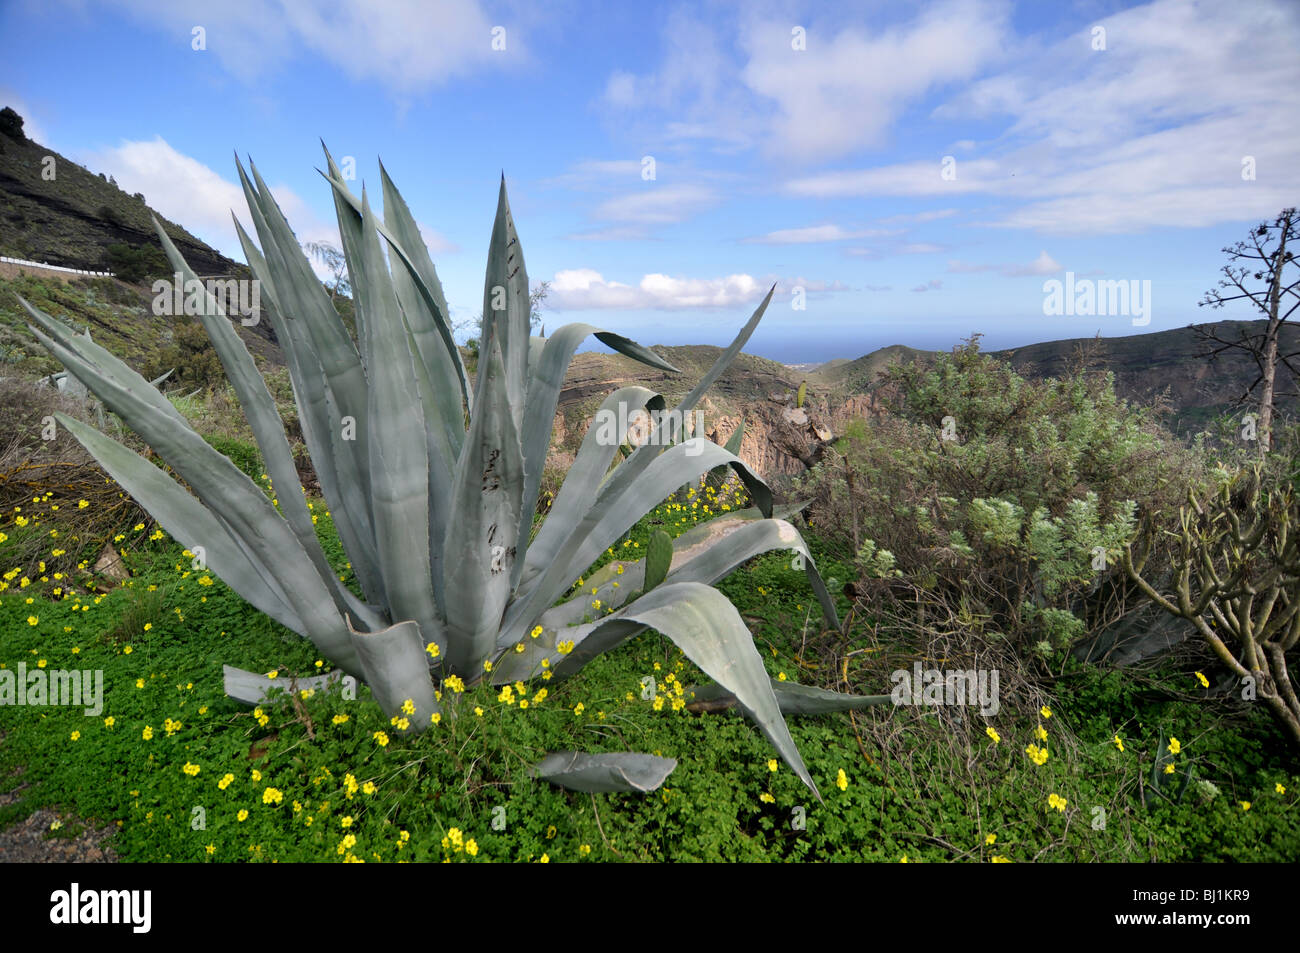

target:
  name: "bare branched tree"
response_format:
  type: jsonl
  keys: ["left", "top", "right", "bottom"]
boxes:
{"left": 1195, "top": 207, "right": 1300, "bottom": 453}
{"left": 301, "top": 240, "right": 350, "bottom": 302}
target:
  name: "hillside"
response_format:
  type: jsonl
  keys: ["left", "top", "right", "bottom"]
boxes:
{"left": 0, "top": 111, "right": 238, "bottom": 276}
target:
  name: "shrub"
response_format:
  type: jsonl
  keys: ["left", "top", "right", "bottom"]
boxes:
{"left": 797, "top": 338, "right": 1209, "bottom": 664}
{"left": 104, "top": 242, "right": 170, "bottom": 284}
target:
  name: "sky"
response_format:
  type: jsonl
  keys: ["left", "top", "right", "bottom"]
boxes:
{"left": 2, "top": 0, "right": 1298, "bottom": 362}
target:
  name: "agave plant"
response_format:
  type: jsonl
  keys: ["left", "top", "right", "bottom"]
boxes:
{"left": 22, "top": 147, "right": 884, "bottom": 797}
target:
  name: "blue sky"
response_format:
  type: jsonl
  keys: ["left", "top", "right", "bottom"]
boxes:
{"left": 3, "top": 0, "right": 1298, "bottom": 362}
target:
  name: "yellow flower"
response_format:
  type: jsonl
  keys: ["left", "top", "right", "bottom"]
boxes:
{"left": 373, "top": 731, "right": 389, "bottom": 747}
{"left": 1025, "top": 743, "right": 1049, "bottom": 766}
{"left": 1167, "top": 737, "right": 1181, "bottom": 755}
{"left": 539, "top": 854, "right": 550, "bottom": 864}
{"left": 573, "top": 702, "right": 585, "bottom": 715}
{"left": 767, "top": 759, "right": 778, "bottom": 773}
{"left": 78, "top": 500, "right": 88, "bottom": 509}
{"left": 332, "top": 714, "right": 350, "bottom": 725}
{"left": 465, "top": 839, "right": 478, "bottom": 857}
{"left": 1046, "top": 793, "right": 1067, "bottom": 812}
{"left": 991, "top": 855, "right": 1011, "bottom": 863}
{"left": 136, "top": 678, "right": 145, "bottom": 689}
{"left": 1164, "top": 763, "right": 1175, "bottom": 774}
{"left": 474, "top": 706, "right": 484, "bottom": 717}
{"left": 205, "top": 844, "right": 215, "bottom": 855}
{"left": 1240, "top": 801, "right": 1251, "bottom": 811}
{"left": 530, "top": 625, "right": 544, "bottom": 639}
{"left": 1034, "top": 725, "right": 1048, "bottom": 742}
{"left": 430, "top": 712, "right": 442, "bottom": 726}
{"left": 759, "top": 792, "right": 775, "bottom": 804}
{"left": 985, "top": 726, "right": 1001, "bottom": 744}
{"left": 103, "top": 717, "right": 115, "bottom": 728}
{"left": 26, "top": 615, "right": 37, "bottom": 626}
{"left": 251, "top": 769, "right": 262, "bottom": 782}
{"left": 426, "top": 642, "right": 442, "bottom": 658}
{"left": 262, "top": 787, "right": 283, "bottom": 805}
{"left": 123, "top": 646, "right": 133, "bottom": 655}
{"left": 237, "top": 809, "right": 249, "bottom": 822}
{"left": 1113, "top": 735, "right": 1124, "bottom": 752}
{"left": 557, "top": 640, "right": 575, "bottom": 655}
{"left": 218, "top": 773, "right": 234, "bottom": 790}
{"left": 836, "top": 769, "right": 848, "bottom": 791}
{"left": 142, "top": 726, "right": 154, "bottom": 741}
{"left": 482, "top": 659, "right": 491, "bottom": 671}
{"left": 401, "top": 698, "right": 416, "bottom": 716}
{"left": 1195, "top": 671, "right": 1209, "bottom": 688}
{"left": 579, "top": 843, "right": 591, "bottom": 855}
{"left": 341, "top": 816, "right": 353, "bottom": 828}
{"left": 70, "top": 731, "right": 80, "bottom": 741}
{"left": 1040, "top": 705, "right": 1052, "bottom": 719}
{"left": 1276, "top": 783, "right": 1286, "bottom": 795}
{"left": 985, "top": 833, "right": 996, "bottom": 845}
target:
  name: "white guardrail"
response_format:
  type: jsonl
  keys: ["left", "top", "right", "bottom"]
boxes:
{"left": 0, "top": 255, "right": 115, "bottom": 278}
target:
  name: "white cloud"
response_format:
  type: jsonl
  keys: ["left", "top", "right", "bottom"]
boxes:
{"left": 543, "top": 159, "right": 647, "bottom": 191}
{"left": 786, "top": 158, "right": 1003, "bottom": 198}
{"left": 600, "top": 2, "right": 1009, "bottom": 162}
{"left": 738, "top": 0, "right": 1009, "bottom": 161}
{"left": 592, "top": 184, "right": 718, "bottom": 225}
{"left": 0, "top": 90, "right": 51, "bottom": 146}
{"left": 947, "top": 250, "right": 1060, "bottom": 276}
{"left": 79, "top": 137, "right": 338, "bottom": 268}
{"left": 94, "top": 0, "right": 509, "bottom": 95}
{"left": 784, "top": 0, "right": 1300, "bottom": 234}
{"left": 743, "top": 224, "right": 894, "bottom": 244}
{"left": 911, "top": 279, "right": 943, "bottom": 292}
{"left": 417, "top": 223, "right": 460, "bottom": 256}
{"left": 548, "top": 268, "right": 849, "bottom": 311}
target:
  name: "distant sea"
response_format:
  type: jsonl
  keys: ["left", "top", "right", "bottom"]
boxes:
{"left": 573, "top": 319, "right": 1193, "bottom": 365}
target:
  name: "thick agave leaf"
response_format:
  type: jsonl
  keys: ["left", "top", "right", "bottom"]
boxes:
{"left": 223, "top": 665, "right": 346, "bottom": 705}
{"left": 518, "top": 386, "right": 663, "bottom": 590}
{"left": 318, "top": 145, "right": 472, "bottom": 418}
{"left": 501, "top": 439, "right": 771, "bottom": 647}
{"left": 685, "top": 679, "right": 892, "bottom": 714}
{"left": 513, "top": 324, "right": 678, "bottom": 587}
{"left": 56, "top": 413, "right": 307, "bottom": 637}
{"left": 151, "top": 221, "right": 358, "bottom": 624}
{"left": 644, "top": 530, "right": 672, "bottom": 591}
{"left": 442, "top": 333, "right": 524, "bottom": 674}
{"left": 234, "top": 219, "right": 388, "bottom": 613}
{"left": 378, "top": 158, "right": 469, "bottom": 454}
{"left": 345, "top": 616, "right": 440, "bottom": 728}
{"left": 707, "top": 416, "right": 744, "bottom": 487}
{"left": 579, "top": 581, "right": 820, "bottom": 797}
{"left": 24, "top": 307, "right": 361, "bottom": 670}
{"left": 481, "top": 176, "right": 531, "bottom": 422}
{"left": 531, "top": 751, "right": 677, "bottom": 794}
{"left": 596, "top": 287, "right": 774, "bottom": 510}
{"left": 352, "top": 188, "right": 443, "bottom": 654}
{"left": 235, "top": 160, "right": 387, "bottom": 609}
{"left": 539, "top": 516, "right": 836, "bottom": 634}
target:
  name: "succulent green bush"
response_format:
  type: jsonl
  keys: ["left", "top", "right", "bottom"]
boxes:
{"left": 798, "top": 341, "right": 1200, "bottom": 657}
{"left": 20, "top": 147, "right": 869, "bottom": 796}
